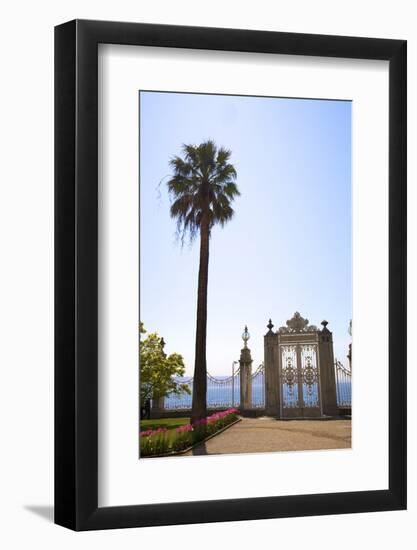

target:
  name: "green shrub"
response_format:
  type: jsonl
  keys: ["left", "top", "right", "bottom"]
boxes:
{"left": 140, "top": 409, "right": 239, "bottom": 457}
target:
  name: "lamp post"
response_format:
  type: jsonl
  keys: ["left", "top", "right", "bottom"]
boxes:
{"left": 242, "top": 325, "right": 250, "bottom": 348}
{"left": 151, "top": 336, "right": 166, "bottom": 417}
{"left": 239, "top": 325, "right": 253, "bottom": 412}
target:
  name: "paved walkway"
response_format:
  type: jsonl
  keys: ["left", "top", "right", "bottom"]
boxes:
{"left": 184, "top": 417, "right": 351, "bottom": 456}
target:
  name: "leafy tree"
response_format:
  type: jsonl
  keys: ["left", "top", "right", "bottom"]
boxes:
{"left": 139, "top": 323, "right": 189, "bottom": 406}
{"left": 167, "top": 141, "right": 239, "bottom": 422}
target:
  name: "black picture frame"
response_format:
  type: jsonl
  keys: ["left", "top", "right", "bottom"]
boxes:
{"left": 55, "top": 19, "right": 407, "bottom": 531}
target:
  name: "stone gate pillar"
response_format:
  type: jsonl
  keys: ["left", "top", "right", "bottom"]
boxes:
{"left": 151, "top": 396, "right": 165, "bottom": 418}
{"left": 264, "top": 319, "right": 280, "bottom": 416}
{"left": 347, "top": 343, "right": 352, "bottom": 371}
{"left": 239, "top": 326, "right": 253, "bottom": 412}
{"left": 318, "top": 320, "right": 338, "bottom": 416}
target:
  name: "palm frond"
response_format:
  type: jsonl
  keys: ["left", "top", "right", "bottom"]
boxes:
{"left": 167, "top": 140, "right": 240, "bottom": 243}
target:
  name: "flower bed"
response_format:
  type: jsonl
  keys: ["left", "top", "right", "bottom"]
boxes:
{"left": 140, "top": 408, "right": 240, "bottom": 457}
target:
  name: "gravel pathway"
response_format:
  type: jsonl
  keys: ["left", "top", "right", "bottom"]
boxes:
{"left": 185, "top": 417, "right": 351, "bottom": 456}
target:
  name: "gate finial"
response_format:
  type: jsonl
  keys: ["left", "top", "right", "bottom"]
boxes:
{"left": 266, "top": 319, "right": 274, "bottom": 335}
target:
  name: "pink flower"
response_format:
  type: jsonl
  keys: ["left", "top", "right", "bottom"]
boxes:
{"left": 140, "top": 427, "right": 168, "bottom": 438}
{"left": 184, "top": 408, "right": 239, "bottom": 431}
{"left": 176, "top": 424, "right": 193, "bottom": 433}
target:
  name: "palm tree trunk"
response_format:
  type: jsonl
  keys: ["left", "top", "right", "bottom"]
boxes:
{"left": 191, "top": 213, "right": 210, "bottom": 423}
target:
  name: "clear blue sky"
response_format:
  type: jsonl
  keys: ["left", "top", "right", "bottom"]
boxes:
{"left": 140, "top": 91, "right": 351, "bottom": 375}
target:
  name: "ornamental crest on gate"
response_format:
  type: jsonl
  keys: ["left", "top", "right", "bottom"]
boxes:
{"left": 278, "top": 311, "right": 318, "bottom": 333}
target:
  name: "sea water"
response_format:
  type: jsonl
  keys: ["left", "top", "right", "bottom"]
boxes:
{"left": 164, "top": 377, "right": 352, "bottom": 409}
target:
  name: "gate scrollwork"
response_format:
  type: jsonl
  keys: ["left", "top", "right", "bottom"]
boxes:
{"left": 300, "top": 345, "right": 319, "bottom": 407}
{"left": 281, "top": 345, "right": 299, "bottom": 408}
{"left": 280, "top": 343, "right": 320, "bottom": 410}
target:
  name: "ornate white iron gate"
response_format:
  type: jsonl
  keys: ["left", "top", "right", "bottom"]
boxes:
{"left": 280, "top": 343, "right": 321, "bottom": 417}
{"left": 265, "top": 312, "right": 339, "bottom": 418}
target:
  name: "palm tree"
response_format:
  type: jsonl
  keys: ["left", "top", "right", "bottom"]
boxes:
{"left": 167, "top": 140, "right": 239, "bottom": 422}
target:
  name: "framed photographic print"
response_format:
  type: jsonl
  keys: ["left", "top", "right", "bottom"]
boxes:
{"left": 55, "top": 20, "right": 406, "bottom": 530}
